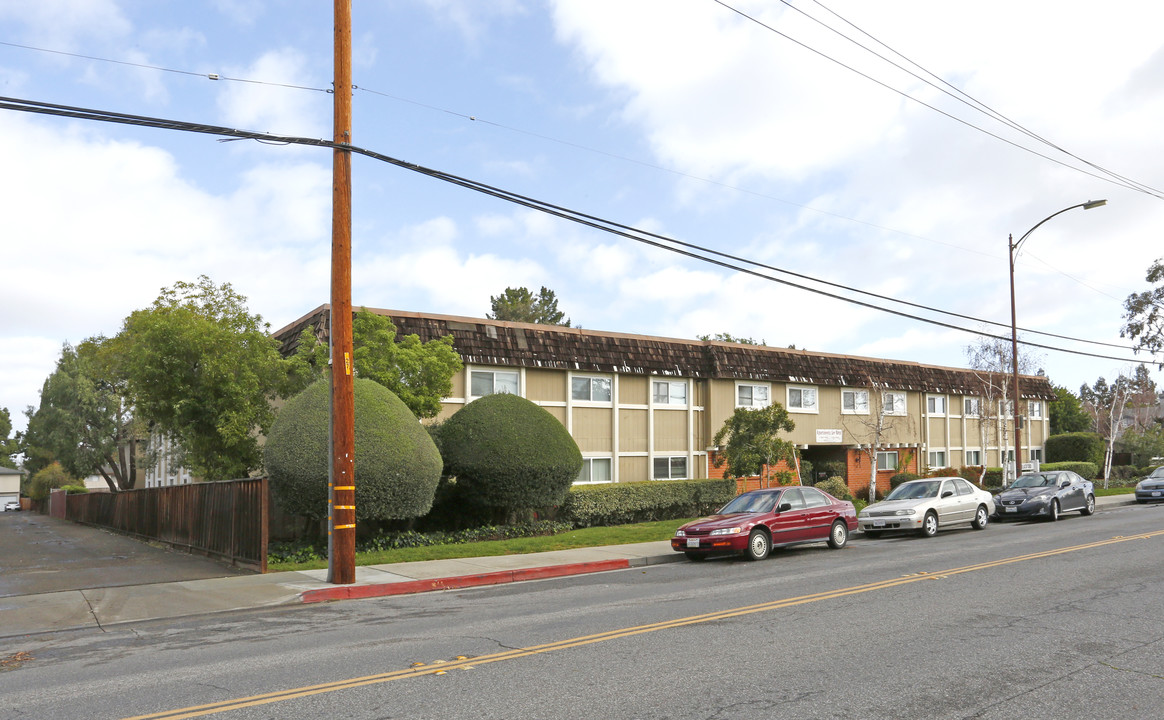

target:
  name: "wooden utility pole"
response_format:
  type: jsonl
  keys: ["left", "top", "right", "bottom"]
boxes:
{"left": 328, "top": 0, "right": 355, "bottom": 584}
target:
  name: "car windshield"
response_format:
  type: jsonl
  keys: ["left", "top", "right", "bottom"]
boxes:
{"left": 719, "top": 491, "right": 780, "bottom": 514}
{"left": 1150, "top": 467, "right": 1164, "bottom": 479}
{"left": 1011, "top": 474, "right": 1055, "bottom": 488}
{"left": 885, "top": 481, "right": 942, "bottom": 501}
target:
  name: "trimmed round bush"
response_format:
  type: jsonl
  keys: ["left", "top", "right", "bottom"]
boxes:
{"left": 439, "top": 392, "right": 583, "bottom": 512}
{"left": 815, "top": 476, "right": 853, "bottom": 502}
{"left": 265, "top": 378, "right": 441, "bottom": 521}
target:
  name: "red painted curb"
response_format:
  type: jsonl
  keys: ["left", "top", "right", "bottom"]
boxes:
{"left": 299, "top": 559, "right": 632, "bottom": 604}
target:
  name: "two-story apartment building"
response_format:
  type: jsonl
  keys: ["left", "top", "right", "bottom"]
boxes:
{"left": 273, "top": 306, "right": 1056, "bottom": 496}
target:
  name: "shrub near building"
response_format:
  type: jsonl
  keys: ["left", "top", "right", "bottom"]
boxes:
{"left": 264, "top": 378, "right": 442, "bottom": 524}
{"left": 438, "top": 392, "right": 582, "bottom": 521}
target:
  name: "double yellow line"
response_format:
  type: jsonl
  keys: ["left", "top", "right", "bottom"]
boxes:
{"left": 126, "top": 530, "right": 1164, "bottom": 720}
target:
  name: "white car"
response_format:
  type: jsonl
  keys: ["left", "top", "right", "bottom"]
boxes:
{"left": 4, "top": 500, "right": 20, "bottom": 512}
{"left": 859, "top": 477, "right": 995, "bottom": 538}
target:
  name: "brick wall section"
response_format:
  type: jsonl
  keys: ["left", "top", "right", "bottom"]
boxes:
{"left": 845, "top": 448, "right": 919, "bottom": 498}
{"left": 708, "top": 451, "right": 798, "bottom": 493}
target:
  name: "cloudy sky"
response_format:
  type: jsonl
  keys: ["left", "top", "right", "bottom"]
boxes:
{"left": 3, "top": 0, "right": 1163, "bottom": 434}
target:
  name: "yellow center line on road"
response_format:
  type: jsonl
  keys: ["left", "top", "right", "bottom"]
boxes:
{"left": 124, "top": 530, "right": 1164, "bottom": 720}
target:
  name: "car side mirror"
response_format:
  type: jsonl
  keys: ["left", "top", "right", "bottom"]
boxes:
{"left": 941, "top": 490, "right": 954, "bottom": 498}
{"left": 1060, "top": 481, "right": 1071, "bottom": 488}
{"left": 776, "top": 502, "right": 792, "bottom": 513}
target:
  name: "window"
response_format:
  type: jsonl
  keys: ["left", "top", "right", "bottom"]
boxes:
{"left": 801, "top": 487, "right": 831, "bottom": 508}
{"left": 653, "top": 380, "right": 687, "bottom": 405}
{"left": 788, "top": 385, "right": 818, "bottom": 413}
{"left": 842, "top": 389, "right": 869, "bottom": 414}
{"left": 928, "top": 451, "right": 947, "bottom": 468}
{"left": 964, "top": 398, "right": 981, "bottom": 417}
{"left": 883, "top": 392, "right": 907, "bottom": 416}
{"left": 736, "top": 383, "right": 770, "bottom": 408}
{"left": 653, "top": 456, "right": 688, "bottom": 480}
{"left": 876, "top": 451, "right": 898, "bottom": 471}
{"left": 781, "top": 487, "right": 807, "bottom": 510}
{"left": 471, "top": 370, "right": 519, "bottom": 398}
{"left": 572, "top": 376, "right": 612, "bottom": 402}
{"left": 1029, "top": 401, "right": 1044, "bottom": 419}
{"left": 952, "top": 478, "right": 974, "bottom": 496}
{"left": 965, "top": 450, "right": 982, "bottom": 466}
{"left": 576, "top": 458, "right": 613, "bottom": 484}
{"left": 926, "top": 395, "right": 947, "bottom": 415}
{"left": 1031, "top": 448, "right": 1044, "bottom": 462}
{"left": 1003, "top": 400, "right": 1015, "bottom": 418}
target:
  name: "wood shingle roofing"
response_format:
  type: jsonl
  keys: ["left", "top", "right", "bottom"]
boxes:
{"left": 271, "top": 305, "right": 1056, "bottom": 399}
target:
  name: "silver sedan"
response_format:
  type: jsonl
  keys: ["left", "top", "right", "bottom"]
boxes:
{"left": 859, "top": 477, "right": 995, "bottom": 538}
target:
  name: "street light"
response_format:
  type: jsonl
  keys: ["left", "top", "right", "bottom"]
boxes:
{"left": 1008, "top": 199, "right": 1107, "bottom": 483}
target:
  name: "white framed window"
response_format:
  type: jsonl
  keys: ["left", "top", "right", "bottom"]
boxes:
{"left": 470, "top": 369, "right": 519, "bottom": 398}
{"left": 787, "top": 385, "right": 818, "bottom": 413}
{"left": 842, "top": 389, "right": 869, "bottom": 414}
{"left": 882, "top": 392, "right": 907, "bottom": 416}
{"left": 1031, "top": 448, "right": 1044, "bottom": 462}
{"left": 1029, "top": 401, "right": 1044, "bottom": 419}
{"left": 928, "top": 451, "right": 947, "bottom": 468}
{"left": 876, "top": 451, "right": 898, "bottom": 471}
{"left": 926, "top": 395, "right": 947, "bottom": 415}
{"left": 652, "top": 380, "right": 687, "bottom": 405}
{"left": 652, "top": 456, "right": 688, "bottom": 480}
{"left": 572, "top": 376, "right": 612, "bottom": 402}
{"left": 736, "top": 383, "right": 771, "bottom": 408}
{"left": 964, "top": 398, "right": 981, "bottom": 417}
{"left": 576, "top": 457, "right": 613, "bottom": 484}
{"left": 965, "top": 450, "right": 982, "bottom": 466}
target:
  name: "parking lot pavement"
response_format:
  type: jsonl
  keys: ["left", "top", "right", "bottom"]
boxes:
{"left": 0, "top": 511, "right": 248, "bottom": 599}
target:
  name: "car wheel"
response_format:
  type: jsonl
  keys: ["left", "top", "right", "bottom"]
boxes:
{"left": 920, "top": 511, "right": 939, "bottom": 538}
{"left": 745, "top": 529, "right": 770, "bottom": 561}
{"left": 1081, "top": 494, "right": 1096, "bottom": 516}
{"left": 827, "top": 521, "right": 849, "bottom": 549}
{"left": 971, "top": 505, "right": 989, "bottom": 530}
{"left": 684, "top": 552, "right": 706, "bottom": 562}
{"left": 863, "top": 529, "right": 882, "bottom": 539}
{"left": 1048, "top": 499, "right": 1060, "bottom": 521}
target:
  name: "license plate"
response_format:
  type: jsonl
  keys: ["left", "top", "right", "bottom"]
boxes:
{"left": 686, "top": 538, "right": 699, "bottom": 548}
{"left": 1154, "top": 491, "right": 1161, "bottom": 497}
{"left": 1005, "top": 507, "right": 1017, "bottom": 513}
{"left": 873, "top": 520, "right": 886, "bottom": 527}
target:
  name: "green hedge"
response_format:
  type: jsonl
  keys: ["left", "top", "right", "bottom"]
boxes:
{"left": 889, "top": 472, "right": 919, "bottom": 489}
{"left": 561, "top": 478, "right": 736, "bottom": 528}
{"left": 1045, "top": 432, "right": 1105, "bottom": 465}
{"left": 982, "top": 467, "right": 1005, "bottom": 487}
{"left": 815, "top": 477, "right": 852, "bottom": 502}
{"left": 1040, "top": 461, "right": 1098, "bottom": 480}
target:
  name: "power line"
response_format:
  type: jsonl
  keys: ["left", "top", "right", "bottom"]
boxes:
{"left": 1, "top": 94, "right": 1157, "bottom": 367}
{"left": 711, "top": 0, "right": 1164, "bottom": 201}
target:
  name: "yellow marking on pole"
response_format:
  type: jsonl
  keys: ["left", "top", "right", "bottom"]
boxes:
{"left": 333, "top": 524, "right": 356, "bottom": 530}
{"left": 120, "top": 529, "right": 1164, "bottom": 720}
{"left": 334, "top": 486, "right": 355, "bottom": 491}
{"left": 344, "top": 351, "right": 351, "bottom": 375}
{"left": 333, "top": 506, "right": 355, "bottom": 510}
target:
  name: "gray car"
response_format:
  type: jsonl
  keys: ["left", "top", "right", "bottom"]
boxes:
{"left": 859, "top": 477, "right": 995, "bottom": 538}
{"left": 1135, "top": 467, "right": 1164, "bottom": 504}
{"left": 994, "top": 470, "right": 1095, "bottom": 521}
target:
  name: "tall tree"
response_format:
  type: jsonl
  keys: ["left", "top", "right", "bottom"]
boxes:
{"left": 698, "top": 333, "right": 766, "bottom": 345}
{"left": 1081, "top": 372, "right": 1135, "bottom": 486}
{"left": 1122, "top": 258, "right": 1164, "bottom": 360}
{"left": 22, "top": 340, "right": 138, "bottom": 491}
{"left": 840, "top": 388, "right": 914, "bottom": 500}
{"left": 1048, "top": 385, "right": 1090, "bottom": 436}
{"left": 115, "top": 276, "right": 286, "bottom": 481}
{"left": 713, "top": 404, "right": 797, "bottom": 487}
{"left": 0, "top": 407, "right": 18, "bottom": 469}
{"left": 1126, "top": 364, "right": 1160, "bottom": 432}
{"left": 488, "top": 286, "right": 571, "bottom": 326}
{"left": 286, "top": 309, "right": 462, "bottom": 419}
{"left": 965, "top": 335, "right": 1040, "bottom": 483}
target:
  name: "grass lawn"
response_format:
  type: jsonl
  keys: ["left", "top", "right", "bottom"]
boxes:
{"left": 268, "top": 518, "right": 693, "bottom": 572}
{"left": 1094, "top": 486, "right": 1135, "bottom": 497}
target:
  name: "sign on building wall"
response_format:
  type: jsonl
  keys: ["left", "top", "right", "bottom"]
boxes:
{"left": 816, "top": 429, "right": 843, "bottom": 443}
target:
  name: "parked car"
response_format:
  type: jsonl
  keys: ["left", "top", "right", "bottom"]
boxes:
{"left": 1135, "top": 467, "right": 1164, "bottom": 504}
{"left": 4, "top": 500, "right": 20, "bottom": 512}
{"left": 994, "top": 470, "right": 1095, "bottom": 520}
{"left": 859, "top": 477, "right": 994, "bottom": 538}
{"left": 672, "top": 486, "right": 857, "bottom": 561}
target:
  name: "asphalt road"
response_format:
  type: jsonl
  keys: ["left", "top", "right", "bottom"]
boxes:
{"left": 2, "top": 501, "right": 1162, "bottom": 720}
{"left": 0, "top": 511, "right": 248, "bottom": 598}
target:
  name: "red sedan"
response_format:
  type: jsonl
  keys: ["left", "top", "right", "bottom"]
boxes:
{"left": 672, "top": 486, "right": 857, "bottom": 561}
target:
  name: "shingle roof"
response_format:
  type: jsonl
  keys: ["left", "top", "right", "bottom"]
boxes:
{"left": 271, "top": 305, "right": 1056, "bottom": 399}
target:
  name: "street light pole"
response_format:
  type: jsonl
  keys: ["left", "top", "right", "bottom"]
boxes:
{"left": 1008, "top": 199, "right": 1106, "bottom": 484}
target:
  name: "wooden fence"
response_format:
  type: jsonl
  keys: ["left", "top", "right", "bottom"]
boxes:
{"left": 63, "top": 477, "right": 268, "bottom": 572}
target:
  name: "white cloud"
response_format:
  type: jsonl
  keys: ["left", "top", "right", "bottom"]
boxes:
{"left": 0, "top": 0, "right": 131, "bottom": 51}
{"left": 216, "top": 49, "right": 328, "bottom": 137}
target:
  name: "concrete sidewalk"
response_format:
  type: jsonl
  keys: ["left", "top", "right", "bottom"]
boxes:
{"left": 0, "top": 494, "right": 1138, "bottom": 639}
{"left": 0, "top": 540, "right": 681, "bottom": 638}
